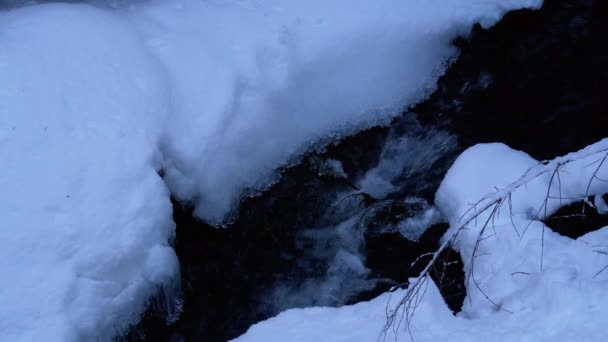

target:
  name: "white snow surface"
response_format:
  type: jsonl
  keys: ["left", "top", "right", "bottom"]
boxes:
{"left": 136, "top": 0, "right": 544, "bottom": 224}
{"left": 0, "top": 5, "right": 178, "bottom": 342}
{"left": 0, "top": 0, "right": 543, "bottom": 340}
{"left": 235, "top": 139, "right": 608, "bottom": 342}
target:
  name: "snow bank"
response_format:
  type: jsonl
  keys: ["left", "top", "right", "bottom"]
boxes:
{"left": 0, "top": 5, "right": 177, "bottom": 341}
{"left": 235, "top": 259, "right": 608, "bottom": 342}
{"left": 232, "top": 285, "right": 453, "bottom": 342}
{"left": 235, "top": 139, "right": 608, "bottom": 341}
{"left": 127, "top": 0, "right": 545, "bottom": 224}
{"left": 0, "top": 0, "right": 544, "bottom": 340}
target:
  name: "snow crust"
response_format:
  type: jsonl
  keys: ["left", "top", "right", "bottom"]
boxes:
{"left": 0, "top": 0, "right": 542, "bottom": 340}
{"left": 235, "top": 139, "right": 608, "bottom": 342}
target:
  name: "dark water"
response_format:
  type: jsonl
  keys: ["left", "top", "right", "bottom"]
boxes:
{"left": 128, "top": 1, "right": 608, "bottom": 341}
{"left": 417, "top": 0, "right": 607, "bottom": 160}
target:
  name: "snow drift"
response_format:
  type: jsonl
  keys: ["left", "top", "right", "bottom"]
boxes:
{"left": 0, "top": 0, "right": 542, "bottom": 340}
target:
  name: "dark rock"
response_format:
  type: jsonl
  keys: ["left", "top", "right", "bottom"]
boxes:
{"left": 415, "top": 0, "right": 607, "bottom": 160}
{"left": 544, "top": 194, "right": 608, "bottom": 238}
{"left": 324, "top": 126, "right": 391, "bottom": 182}
{"left": 357, "top": 222, "right": 465, "bottom": 313}
{"left": 428, "top": 244, "right": 466, "bottom": 314}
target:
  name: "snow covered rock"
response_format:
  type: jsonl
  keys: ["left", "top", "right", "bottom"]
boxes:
{"left": 235, "top": 140, "right": 608, "bottom": 342}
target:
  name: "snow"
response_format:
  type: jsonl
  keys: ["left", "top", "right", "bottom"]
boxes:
{"left": 235, "top": 139, "right": 608, "bottom": 342}
{"left": 435, "top": 140, "right": 608, "bottom": 317}
{"left": 128, "top": 0, "right": 545, "bottom": 224}
{"left": 0, "top": 0, "right": 544, "bottom": 340}
{"left": 0, "top": 4, "right": 178, "bottom": 341}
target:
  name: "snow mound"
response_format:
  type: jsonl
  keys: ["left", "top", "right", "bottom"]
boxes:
{"left": 235, "top": 139, "right": 608, "bottom": 341}
{"left": 129, "top": 0, "right": 545, "bottom": 224}
{"left": 435, "top": 140, "right": 608, "bottom": 317}
{"left": 0, "top": 5, "right": 177, "bottom": 341}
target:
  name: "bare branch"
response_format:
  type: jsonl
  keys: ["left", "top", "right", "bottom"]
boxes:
{"left": 382, "top": 143, "right": 608, "bottom": 340}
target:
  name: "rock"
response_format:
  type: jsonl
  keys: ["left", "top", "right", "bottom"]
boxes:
{"left": 415, "top": 0, "right": 607, "bottom": 160}
{"left": 544, "top": 194, "right": 608, "bottom": 238}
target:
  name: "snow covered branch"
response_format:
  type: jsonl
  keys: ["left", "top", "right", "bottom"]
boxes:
{"left": 382, "top": 139, "right": 608, "bottom": 339}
